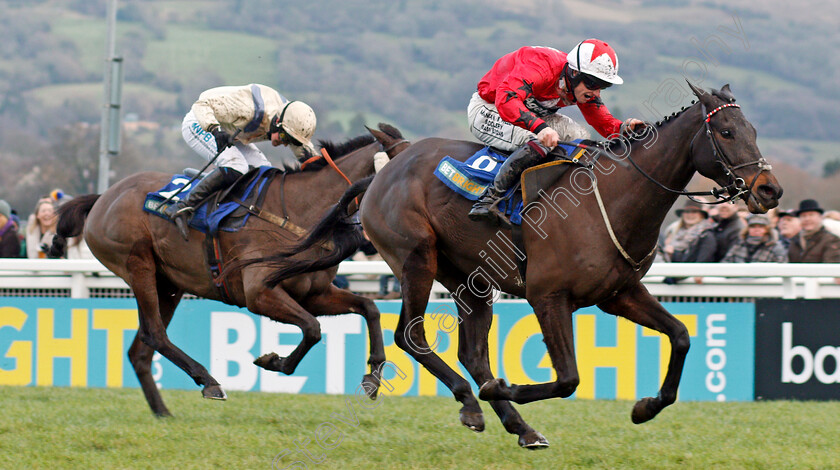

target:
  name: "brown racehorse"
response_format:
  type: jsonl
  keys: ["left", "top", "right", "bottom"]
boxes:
{"left": 48, "top": 124, "right": 409, "bottom": 417}
{"left": 242, "top": 83, "right": 782, "bottom": 448}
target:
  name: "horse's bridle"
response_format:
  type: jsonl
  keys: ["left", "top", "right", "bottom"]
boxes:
{"left": 691, "top": 102, "right": 773, "bottom": 203}
{"left": 620, "top": 101, "right": 772, "bottom": 205}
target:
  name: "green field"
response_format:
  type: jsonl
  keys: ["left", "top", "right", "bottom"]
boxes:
{"left": 1, "top": 386, "right": 837, "bottom": 469}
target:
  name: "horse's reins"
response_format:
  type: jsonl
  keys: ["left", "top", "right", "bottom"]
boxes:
{"left": 695, "top": 102, "right": 772, "bottom": 208}
{"left": 620, "top": 102, "right": 771, "bottom": 205}
{"left": 574, "top": 101, "right": 771, "bottom": 271}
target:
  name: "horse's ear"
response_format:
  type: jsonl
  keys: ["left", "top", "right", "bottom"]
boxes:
{"left": 366, "top": 125, "right": 387, "bottom": 145}
{"left": 685, "top": 80, "right": 707, "bottom": 100}
{"left": 378, "top": 122, "right": 403, "bottom": 139}
{"left": 719, "top": 84, "right": 736, "bottom": 102}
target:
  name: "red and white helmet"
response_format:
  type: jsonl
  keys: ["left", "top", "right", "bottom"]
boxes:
{"left": 567, "top": 39, "right": 623, "bottom": 85}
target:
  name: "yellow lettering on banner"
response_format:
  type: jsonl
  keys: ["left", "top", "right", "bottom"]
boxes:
{"left": 0, "top": 307, "right": 32, "bottom": 385}
{"left": 642, "top": 314, "right": 698, "bottom": 386}
{"left": 93, "top": 309, "right": 139, "bottom": 388}
{"left": 488, "top": 314, "right": 499, "bottom": 380}
{"left": 374, "top": 313, "right": 415, "bottom": 396}
{"left": 576, "top": 315, "right": 637, "bottom": 400}
{"left": 502, "top": 315, "right": 544, "bottom": 384}
{"left": 37, "top": 308, "right": 88, "bottom": 387}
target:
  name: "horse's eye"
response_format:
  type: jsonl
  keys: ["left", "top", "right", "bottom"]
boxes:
{"left": 720, "top": 129, "right": 733, "bottom": 138}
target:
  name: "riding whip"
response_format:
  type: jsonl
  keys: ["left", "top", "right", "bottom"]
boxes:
{"left": 156, "top": 128, "right": 242, "bottom": 210}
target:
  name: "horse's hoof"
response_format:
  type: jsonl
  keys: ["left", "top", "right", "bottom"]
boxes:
{"left": 360, "top": 374, "right": 380, "bottom": 400}
{"left": 519, "top": 430, "right": 549, "bottom": 449}
{"left": 459, "top": 409, "right": 485, "bottom": 432}
{"left": 254, "top": 352, "right": 279, "bottom": 369}
{"left": 202, "top": 384, "right": 227, "bottom": 400}
{"left": 255, "top": 353, "right": 296, "bottom": 374}
{"left": 478, "top": 378, "right": 509, "bottom": 401}
{"left": 153, "top": 409, "right": 173, "bottom": 418}
{"left": 631, "top": 397, "right": 660, "bottom": 424}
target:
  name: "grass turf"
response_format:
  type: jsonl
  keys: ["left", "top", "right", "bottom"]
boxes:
{"left": 0, "top": 386, "right": 836, "bottom": 469}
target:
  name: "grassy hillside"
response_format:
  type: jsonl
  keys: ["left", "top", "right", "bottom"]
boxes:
{"left": 0, "top": 0, "right": 838, "bottom": 209}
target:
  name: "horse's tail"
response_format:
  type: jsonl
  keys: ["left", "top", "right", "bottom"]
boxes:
{"left": 48, "top": 194, "right": 101, "bottom": 258}
{"left": 224, "top": 175, "right": 375, "bottom": 288}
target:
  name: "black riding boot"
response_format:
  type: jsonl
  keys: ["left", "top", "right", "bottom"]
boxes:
{"left": 468, "top": 141, "right": 547, "bottom": 223}
{"left": 164, "top": 167, "right": 242, "bottom": 240}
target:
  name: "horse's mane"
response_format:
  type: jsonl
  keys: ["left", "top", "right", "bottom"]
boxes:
{"left": 297, "top": 134, "right": 376, "bottom": 172}
{"left": 600, "top": 85, "right": 734, "bottom": 156}
{"left": 298, "top": 123, "right": 405, "bottom": 173}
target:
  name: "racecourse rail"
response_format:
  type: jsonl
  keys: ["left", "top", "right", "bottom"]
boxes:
{"left": 1, "top": 259, "right": 839, "bottom": 300}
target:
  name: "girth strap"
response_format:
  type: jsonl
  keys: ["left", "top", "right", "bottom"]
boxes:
{"left": 203, "top": 234, "right": 239, "bottom": 306}
{"left": 230, "top": 196, "right": 335, "bottom": 251}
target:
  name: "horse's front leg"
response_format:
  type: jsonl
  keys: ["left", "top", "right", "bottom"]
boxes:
{"left": 244, "top": 272, "right": 322, "bottom": 375}
{"left": 300, "top": 284, "right": 386, "bottom": 398}
{"left": 478, "top": 290, "right": 580, "bottom": 404}
{"left": 128, "top": 243, "right": 226, "bottom": 401}
{"left": 597, "top": 282, "right": 690, "bottom": 424}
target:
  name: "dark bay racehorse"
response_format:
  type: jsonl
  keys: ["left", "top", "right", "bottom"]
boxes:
{"left": 49, "top": 124, "right": 409, "bottom": 417}
{"left": 243, "top": 84, "right": 782, "bottom": 448}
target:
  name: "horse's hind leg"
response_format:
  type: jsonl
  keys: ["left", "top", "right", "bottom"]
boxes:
{"left": 128, "top": 242, "right": 225, "bottom": 400}
{"left": 392, "top": 241, "right": 483, "bottom": 430}
{"left": 300, "top": 285, "right": 386, "bottom": 398}
{"left": 128, "top": 274, "right": 183, "bottom": 417}
{"left": 597, "top": 282, "right": 690, "bottom": 424}
{"left": 450, "top": 284, "right": 549, "bottom": 449}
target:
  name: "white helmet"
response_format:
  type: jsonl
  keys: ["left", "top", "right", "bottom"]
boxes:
{"left": 271, "top": 101, "right": 317, "bottom": 156}
{"left": 567, "top": 39, "right": 623, "bottom": 85}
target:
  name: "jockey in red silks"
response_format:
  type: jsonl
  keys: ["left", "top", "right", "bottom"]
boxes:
{"left": 467, "top": 39, "right": 644, "bottom": 222}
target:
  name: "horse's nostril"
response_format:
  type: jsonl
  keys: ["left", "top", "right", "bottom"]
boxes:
{"left": 758, "top": 184, "right": 781, "bottom": 201}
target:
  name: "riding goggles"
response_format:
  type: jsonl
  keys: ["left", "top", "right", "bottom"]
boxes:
{"left": 581, "top": 73, "right": 612, "bottom": 90}
{"left": 270, "top": 115, "right": 303, "bottom": 146}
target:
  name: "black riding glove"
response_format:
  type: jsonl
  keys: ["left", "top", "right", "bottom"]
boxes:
{"left": 210, "top": 127, "right": 232, "bottom": 151}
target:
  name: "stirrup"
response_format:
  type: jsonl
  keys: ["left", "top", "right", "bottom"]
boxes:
{"left": 174, "top": 206, "right": 195, "bottom": 216}
{"left": 468, "top": 197, "right": 502, "bottom": 223}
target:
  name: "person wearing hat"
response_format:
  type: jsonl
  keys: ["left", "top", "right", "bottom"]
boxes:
{"left": 166, "top": 83, "right": 318, "bottom": 240}
{"left": 775, "top": 209, "right": 801, "bottom": 249}
{"left": 721, "top": 214, "right": 787, "bottom": 263}
{"left": 0, "top": 200, "right": 21, "bottom": 258}
{"left": 467, "top": 40, "right": 645, "bottom": 222}
{"left": 788, "top": 199, "right": 840, "bottom": 263}
{"left": 661, "top": 200, "right": 717, "bottom": 263}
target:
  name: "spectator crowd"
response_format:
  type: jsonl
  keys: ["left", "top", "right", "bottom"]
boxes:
{"left": 4, "top": 190, "right": 840, "bottom": 296}
{"left": 657, "top": 197, "right": 840, "bottom": 283}
{"left": 0, "top": 190, "right": 94, "bottom": 260}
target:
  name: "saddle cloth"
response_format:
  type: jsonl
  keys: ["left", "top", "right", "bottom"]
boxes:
{"left": 143, "top": 166, "right": 279, "bottom": 236}
{"left": 434, "top": 141, "right": 587, "bottom": 225}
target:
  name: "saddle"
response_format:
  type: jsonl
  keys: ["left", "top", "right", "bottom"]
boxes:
{"left": 434, "top": 141, "right": 595, "bottom": 226}
{"left": 144, "top": 166, "right": 282, "bottom": 236}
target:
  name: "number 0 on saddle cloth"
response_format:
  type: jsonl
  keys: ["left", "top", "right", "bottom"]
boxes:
{"left": 434, "top": 141, "right": 587, "bottom": 225}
